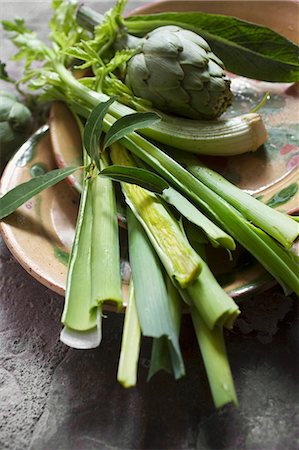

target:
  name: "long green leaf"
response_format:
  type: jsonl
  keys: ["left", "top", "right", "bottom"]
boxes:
{"left": 148, "top": 277, "right": 183, "bottom": 379}
{"left": 176, "top": 153, "right": 299, "bottom": 249}
{"left": 89, "top": 156, "right": 122, "bottom": 311}
{"left": 104, "top": 112, "right": 161, "bottom": 149}
{"left": 100, "top": 165, "right": 169, "bottom": 194}
{"left": 128, "top": 207, "right": 185, "bottom": 380}
{"left": 191, "top": 306, "right": 238, "bottom": 409}
{"left": 83, "top": 97, "right": 116, "bottom": 169}
{"left": 162, "top": 187, "right": 235, "bottom": 250}
{"left": 126, "top": 12, "right": 299, "bottom": 82}
{"left": 117, "top": 281, "right": 141, "bottom": 388}
{"left": 61, "top": 171, "right": 97, "bottom": 331}
{"left": 0, "top": 166, "right": 78, "bottom": 220}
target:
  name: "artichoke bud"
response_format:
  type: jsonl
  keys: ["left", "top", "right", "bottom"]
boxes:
{"left": 0, "top": 91, "right": 32, "bottom": 168}
{"left": 125, "top": 26, "right": 233, "bottom": 120}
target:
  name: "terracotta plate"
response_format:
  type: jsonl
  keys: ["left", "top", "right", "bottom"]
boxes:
{"left": 1, "top": 1, "right": 298, "bottom": 302}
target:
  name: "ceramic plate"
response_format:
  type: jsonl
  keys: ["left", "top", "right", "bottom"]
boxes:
{"left": 1, "top": 1, "right": 298, "bottom": 302}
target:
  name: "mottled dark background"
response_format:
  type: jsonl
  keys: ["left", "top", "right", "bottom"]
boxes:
{"left": 0, "top": 2, "right": 298, "bottom": 449}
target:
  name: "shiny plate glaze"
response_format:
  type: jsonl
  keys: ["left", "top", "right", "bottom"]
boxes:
{"left": 1, "top": 1, "right": 298, "bottom": 303}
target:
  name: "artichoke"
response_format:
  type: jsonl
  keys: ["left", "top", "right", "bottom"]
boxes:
{"left": 0, "top": 91, "right": 32, "bottom": 169}
{"left": 125, "top": 26, "right": 233, "bottom": 120}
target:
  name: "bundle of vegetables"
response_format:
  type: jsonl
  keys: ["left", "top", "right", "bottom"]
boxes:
{"left": 0, "top": 0, "right": 298, "bottom": 409}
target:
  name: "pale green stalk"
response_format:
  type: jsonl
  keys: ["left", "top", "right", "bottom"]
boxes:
{"left": 191, "top": 306, "right": 238, "bottom": 408}
{"left": 110, "top": 142, "right": 202, "bottom": 288}
{"left": 148, "top": 277, "right": 183, "bottom": 379}
{"left": 89, "top": 153, "right": 122, "bottom": 311}
{"left": 175, "top": 153, "right": 299, "bottom": 249}
{"left": 61, "top": 154, "right": 96, "bottom": 331}
{"left": 117, "top": 280, "right": 141, "bottom": 388}
{"left": 181, "top": 260, "right": 240, "bottom": 331}
{"left": 127, "top": 207, "right": 185, "bottom": 379}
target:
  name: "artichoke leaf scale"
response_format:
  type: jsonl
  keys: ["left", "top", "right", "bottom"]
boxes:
{"left": 143, "top": 28, "right": 183, "bottom": 56}
{"left": 178, "top": 40, "right": 209, "bottom": 67}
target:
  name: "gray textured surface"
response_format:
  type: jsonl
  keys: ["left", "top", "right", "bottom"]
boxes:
{"left": 1, "top": 1, "right": 299, "bottom": 449}
{"left": 1, "top": 234, "right": 298, "bottom": 450}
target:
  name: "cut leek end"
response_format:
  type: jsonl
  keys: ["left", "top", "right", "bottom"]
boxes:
{"left": 173, "top": 262, "right": 202, "bottom": 289}
{"left": 60, "top": 308, "right": 102, "bottom": 350}
{"left": 245, "top": 112, "right": 268, "bottom": 151}
{"left": 61, "top": 306, "right": 97, "bottom": 332}
{"left": 117, "top": 282, "right": 141, "bottom": 388}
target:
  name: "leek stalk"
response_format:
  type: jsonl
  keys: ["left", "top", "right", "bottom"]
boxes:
{"left": 176, "top": 153, "right": 299, "bottom": 249}
{"left": 191, "top": 306, "right": 238, "bottom": 408}
{"left": 127, "top": 207, "right": 185, "bottom": 379}
{"left": 110, "top": 143, "right": 202, "bottom": 288}
{"left": 117, "top": 280, "right": 141, "bottom": 388}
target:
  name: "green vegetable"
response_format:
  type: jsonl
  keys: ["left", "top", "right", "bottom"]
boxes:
{"left": 125, "top": 25, "right": 233, "bottom": 120}
{"left": 110, "top": 142, "right": 202, "bottom": 288}
{"left": 0, "top": 91, "right": 32, "bottom": 167}
{"left": 117, "top": 280, "right": 141, "bottom": 388}
{"left": 78, "top": 6, "right": 299, "bottom": 83}
{"left": 191, "top": 306, "right": 238, "bottom": 408}
{"left": 127, "top": 207, "right": 185, "bottom": 380}
{"left": 175, "top": 153, "right": 299, "bottom": 249}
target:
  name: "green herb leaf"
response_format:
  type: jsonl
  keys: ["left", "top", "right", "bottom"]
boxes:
{"left": 0, "top": 166, "right": 78, "bottom": 220}
{"left": 266, "top": 183, "right": 298, "bottom": 208}
{"left": 100, "top": 165, "right": 169, "bottom": 194}
{"left": 104, "top": 112, "right": 161, "bottom": 149}
{"left": 83, "top": 97, "right": 116, "bottom": 169}
{"left": 126, "top": 12, "right": 299, "bottom": 82}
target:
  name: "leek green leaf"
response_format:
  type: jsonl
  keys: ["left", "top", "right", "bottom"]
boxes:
{"left": 191, "top": 306, "right": 238, "bottom": 408}
{"left": 128, "top": 208, "right": 185, "bottom": 380}
{"left": 162, "top": 187, "right": 235, "bottom": 250}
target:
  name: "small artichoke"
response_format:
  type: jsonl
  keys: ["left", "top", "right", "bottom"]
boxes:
{"left": 0, "top": 92, "right": 32, "bottom": 168}
{"left": 125, "top": 26, "right": 233, "bottom": 120}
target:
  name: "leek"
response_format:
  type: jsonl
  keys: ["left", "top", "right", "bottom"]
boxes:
{"left": 117, "top": 280, "right": 141, "bottom": 388}
{"left": 110, "top": 143, "right": 202, "bottom": 288}
{"left": 176, "top": 153, "right": 299, "bottom": 249}
{"left": 127, "top": 207, "right": 185, "bottom": 380}
{"left": 191, "top": 306, "right": 238, "bottom": 408}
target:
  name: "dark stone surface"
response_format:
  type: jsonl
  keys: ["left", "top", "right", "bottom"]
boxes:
{"left": 1, "top": 231, "right": 298, "bottom": 449}
{"left": 1, "top": 2, "right": 298, "bottom": 449}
